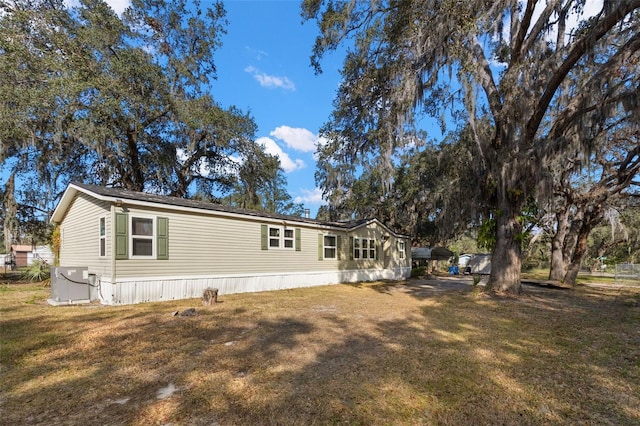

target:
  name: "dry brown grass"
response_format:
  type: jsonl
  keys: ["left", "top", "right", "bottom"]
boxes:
{"left": 1, "top": 279, "right": 639, "bottom": 425}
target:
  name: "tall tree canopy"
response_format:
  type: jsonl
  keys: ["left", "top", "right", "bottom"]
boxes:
{"left": 0, "top": 0, "right": 298, "bottom": 242}
{"left": 304, "top": 0, "right": 640, "bottom": 294}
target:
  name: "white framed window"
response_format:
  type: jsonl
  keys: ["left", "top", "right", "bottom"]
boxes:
{"left": 268, "top": 226, "right": 295, "bottom": 250}
{"left": 284, "top": 229, "right": 294, "bottom": 249}
{"left": 398, "top": 241, "right": 406, "bottom": 259}
{"left": 130, "top": 215, "right": 155, "bottom": 258}
{"left": 324, "top": 235, "right": 337, "bottom": 259}
{"left": 354, "top": 238, "right": 376, "bottom": 260}
{"left": 269, "top": 227, "right": 280, "bottom": 248}
{"left": 99, "top": 216, "right": 106, "bottom": 257}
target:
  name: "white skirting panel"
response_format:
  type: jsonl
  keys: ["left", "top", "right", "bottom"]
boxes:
{"left": 95, "top": 267, "right": 411, "bottom": 305}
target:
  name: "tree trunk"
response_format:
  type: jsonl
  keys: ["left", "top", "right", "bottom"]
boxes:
{"left": 202, "top": 288, "right": 218, "bottom": 305}
{"left": 126, "top": 129, "right": 145, "bottom": 192}
{"left": 3, "top": 173, "right": 18, "bottom": 250}
{"left": 549, "top": 208, "right": 570, "bottom": 281}
{"left": 563, "top": 228, "right": 589, "bottom": 286}
{"left": 564, "top": 207, "right": 603, "bottom": 286}
{"left": 488, "top": 205, "right": 523, "bottom": 294}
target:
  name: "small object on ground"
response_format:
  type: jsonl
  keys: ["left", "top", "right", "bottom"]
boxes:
{"left": 156, "top": 383, "right": 177, "bottom": 400}
{"left": 171, "top": 311, "right": 179, "bottom": 316}
{"left": 180, "top": 308, "right": 196, "bottom": 316}
{"left": 202, "top": 287, "right": 219, "bottom": 305}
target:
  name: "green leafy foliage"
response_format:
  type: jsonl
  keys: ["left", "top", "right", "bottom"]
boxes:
{"left": 0, "top": 0, "right": 302, "bottom": 247}
{"left": 21, "top": 259, "right": 51, "bottom": 284}
{"left": 304, "top": 0, "right": 640, "bottom": 292}
{"left": 410, "top": 266, "right": 427, "bottom": 278}
{"left": 477, "top": 218, "right": 496, "bottom": 251}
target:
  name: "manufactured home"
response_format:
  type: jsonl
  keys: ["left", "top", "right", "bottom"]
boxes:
{"left": 49, "top": 183, "right": 411, "bottom": 305}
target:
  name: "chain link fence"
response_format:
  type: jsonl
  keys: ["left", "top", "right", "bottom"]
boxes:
{"left": 615, "top": 264, "right": 640, "bottom": 286}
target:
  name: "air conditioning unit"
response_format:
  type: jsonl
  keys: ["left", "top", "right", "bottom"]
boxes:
{"left": 48, "top": 267, "right": 91, "bottom": 306}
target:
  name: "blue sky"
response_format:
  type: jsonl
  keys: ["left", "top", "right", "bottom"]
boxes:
{"left": 3, "top": 0, "right": 343, "bottom": 217}
{"left": 211, "top": 0, "right": 346, "bottom": 216}
{"left": 192, "top": 0, "right": 602, "bottom": 218}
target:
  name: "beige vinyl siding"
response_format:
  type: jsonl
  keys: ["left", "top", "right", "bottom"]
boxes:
{"left": 59, "top": 194, "right": 409, "bottom": 281}
{"left": 113, "top": 205, "right": 353, "bottom": 278}
{"left": 342, "top": 222, "right": 386, "bottom": 271}
{"left": 344, "top": 224, "right": 410, "bottom": 271}
{"left": 385, "top": 235, "right": 411, "bottom": 269}
{"left": 59, "top": 193, "right": 111, "bottom": 276}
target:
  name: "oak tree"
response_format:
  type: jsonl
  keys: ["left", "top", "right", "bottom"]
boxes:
{"left": 304, "top": 0, "right": 640, "bottom": 293}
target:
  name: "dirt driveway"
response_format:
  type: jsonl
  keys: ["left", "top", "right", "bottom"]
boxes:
{"left": 394, "top": 275, "right": 588, "bottom": 298}
{"left": 395, "top": 275, "right": 478, "bottom": 297}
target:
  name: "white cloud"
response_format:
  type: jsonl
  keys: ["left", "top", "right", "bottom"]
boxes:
{"left": 294, "top": 188, "right": 324, "bottom": 205}
{"left": 106, "top": 0, "right": 130, "bottom": 15}
{"left": 313, "top": 135, "right": 329, "bottom": 160}
{"left": 270, "top": 126, "right": 319, "bottom": 152}
{"left": 528, "top": 0, "right": 603, "bottom": 45}
{"left": 245, "top": 46, "right": 268, "bottom": 61}
{"left": 256, "top": 137, "right": 305, "bottom": 173}
{"left": 65, "top": 0, "right": 130, "bottom": 15}
{"left": 176, "top": 148, "right": 212, "bottom": 177}
{"left": 176, "top": 148, "right": 241, "bottom": 177}
{"left": 245, "top": 66, "right": 296, "bottom": 91}
{"left": 565, "top": 0, "right": 603, "bottom": 36}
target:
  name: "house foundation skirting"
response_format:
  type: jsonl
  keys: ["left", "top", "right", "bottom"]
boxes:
{"left": 96, "top": 267, "right": 411, "bottom": 305}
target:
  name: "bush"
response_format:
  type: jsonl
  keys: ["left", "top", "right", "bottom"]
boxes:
{"left": 21, "top": 259, "right": 51, "bottom": 285}
{"left": 411, "top": 266, "right": 428, "bottom": 278}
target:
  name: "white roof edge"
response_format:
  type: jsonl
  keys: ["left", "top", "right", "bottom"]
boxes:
{"left": 349, "top": 218, "right": 410, "bottom": 239}
{"left": 50, "top": 183, "right": 91, "bottom": 224}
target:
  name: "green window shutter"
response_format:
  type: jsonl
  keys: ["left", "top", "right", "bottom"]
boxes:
{"left": 349, "top": 236, "right": 354, "bottom": 260}
{"left": 157, "top": 217, "right": 169, "bottom": 260}
{"left": 261, "top": 224, "right": 268, "bottom": 250}
{"left": 376, "top": 240, "right": 380, "bottom": 261}
{"left": 114, "top": 213, "right": 128, "bottom": 260}
{"left": 337, "top": 235, "right": 342, "bottom": 260}
{"left": 295, "top": 228, "right": 301, "bottom": 251}
{"left": 318, "top": 234, "right": 324, "bottom": 260}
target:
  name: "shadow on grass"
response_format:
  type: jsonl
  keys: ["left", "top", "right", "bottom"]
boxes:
{"left": 344, "top": 280, "right": 397, "bottom": 295}
{"left": 1, "top": 283, "right": 639, "bottom": 425}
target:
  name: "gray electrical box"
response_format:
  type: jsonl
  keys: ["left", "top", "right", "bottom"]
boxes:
{"left": 49, "top": 267, "right": 90, "bottom": 305}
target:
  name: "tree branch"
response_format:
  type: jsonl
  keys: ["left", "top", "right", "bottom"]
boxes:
{"left": 510, "top": 0, "right": 537, "bottom": 64}
{"left": 518, "top": 0, "right": 562, "bottom": 62}
{"left": 470, "top": 35, "right": 502, "bottom": 118}
{"left": 526, "top": 0, "right": 640, "bottom": 142}
{"left": 546, "top": 31, "right": 640, "bottom": 143}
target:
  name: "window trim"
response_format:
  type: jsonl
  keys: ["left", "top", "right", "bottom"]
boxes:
{"left": 98, "top": 216, "right": 106, "bottom": 258}
{"left": 129, "top": 215, "right": 156, "bottom": 259}
{"left": 267, "top": 225, "right": 295, "bottom": 250}
{"left": 398, "top": 241, "right": 406, "bottom": 259}
{"left": 283, "top": 228, "right": 295, "bottom": 249}
{"left": 268, "top": 226, "right": 281, "bottom": 248}
{"left": 353, "top": 237, "right": 376, "bottom": 260}
{"left": 323, "top": 234, "right": 338, "bottom": 260}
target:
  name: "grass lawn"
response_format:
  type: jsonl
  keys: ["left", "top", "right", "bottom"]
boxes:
{"left": 1, "top": 279, "right": 639, "bottom": 425}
